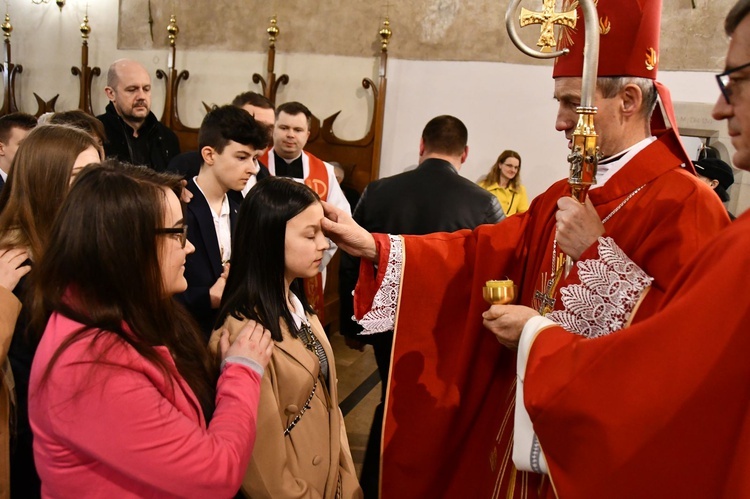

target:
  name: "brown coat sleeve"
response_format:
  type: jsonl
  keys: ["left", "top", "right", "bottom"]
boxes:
{"left": 0, "top": 286, "right": 22, "bottom": 499}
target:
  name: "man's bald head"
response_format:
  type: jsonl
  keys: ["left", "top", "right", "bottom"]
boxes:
{"left": 104, "top": 59, "right": 152, "bottom": 130}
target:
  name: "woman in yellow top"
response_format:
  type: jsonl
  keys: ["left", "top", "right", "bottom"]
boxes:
{"left": 478, "top": 150, "right": 529, "bottom": 215}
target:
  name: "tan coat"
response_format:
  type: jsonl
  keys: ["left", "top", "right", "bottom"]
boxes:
{"left": 211, "top": 314, "right": 362, "bottom": 499}
{"left": 0, "top": 286, "right": 22, "bottom": 499}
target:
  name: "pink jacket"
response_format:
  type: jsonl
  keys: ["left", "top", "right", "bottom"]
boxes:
{"left": 29, "top": 312, "right": 261, "bottom": 498}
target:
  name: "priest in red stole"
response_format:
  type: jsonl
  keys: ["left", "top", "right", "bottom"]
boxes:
{"left": 260, "top": 101, "right": 352, "bottom": 321}
{"left": 321, "top": 1, "right": 730, "bottom": 498}
{"left": 486, "top": 2, "right": 750, "bottom": 496}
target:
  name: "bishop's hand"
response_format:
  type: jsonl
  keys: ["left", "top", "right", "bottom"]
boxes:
{"left": 320, "top": 201, "right": 378, "bottom": 262}
{"left": 556, "top": 196, "right": 604, "bottom": 260}
{"left": 482, "top": 305, "right": 539, "bottom": 350}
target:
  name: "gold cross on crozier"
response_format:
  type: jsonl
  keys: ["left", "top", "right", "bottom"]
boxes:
{"left": 519, "top": 0, "right": 577, "bottom": 53}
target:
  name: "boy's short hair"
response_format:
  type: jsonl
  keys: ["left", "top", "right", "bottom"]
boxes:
{"left": 198, "top": 105, "right": 268, "bottom": 153}
{"left": 0, "top": 112, "right": 37, "bottom": 143}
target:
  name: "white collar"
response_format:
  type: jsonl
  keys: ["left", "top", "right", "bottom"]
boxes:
{"left": 288, "top": 292, "right": 308, "bottom": 329}
{"left": 592, "top": 137, "right": 656, "bottom": 189}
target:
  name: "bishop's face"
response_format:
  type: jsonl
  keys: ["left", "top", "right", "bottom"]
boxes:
{"left": 713, "top": 14, "right": 750, "bottom": 172}
{"left": 553, "top": 77, "right": 629, "bottom": 158}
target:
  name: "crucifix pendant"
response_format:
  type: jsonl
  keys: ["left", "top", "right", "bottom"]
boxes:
{"left": 533, "top": 252, "right": 566, "bottom": 315}
{"left": 534, "top": 275, "right": 558, "bottom": 315}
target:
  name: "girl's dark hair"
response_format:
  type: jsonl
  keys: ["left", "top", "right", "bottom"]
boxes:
{"left": 486, "top": 149, "right": 522, "bottom": 190}
{"left": 31, "top": 161, "right": 217, "bottom": 420}
{"left": 217, "top": 177, "right": 319, "bottom": 342}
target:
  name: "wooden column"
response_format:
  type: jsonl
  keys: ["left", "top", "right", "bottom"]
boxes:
{"left": 157, "top": 14, "right": 200, "bottom": 152}
{"left": 252, "top": 16, "right": 289, "bottom": 106}
{"left": 0, "top": 14, "right": 20, "bottom": 117}
{"left": 71, "top": 15, "right": 101, "bottom": 115}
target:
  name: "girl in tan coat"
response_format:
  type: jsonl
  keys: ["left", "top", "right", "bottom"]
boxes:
{"left": 212, "top": 177, "right": 362, "bottom": 499}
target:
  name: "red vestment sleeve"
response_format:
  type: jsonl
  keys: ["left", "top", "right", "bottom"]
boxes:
{"left": 524, "top": 212, "right": 750, "bottom": 499}
{"left": 380, "top": 214, "right": 534, "bottom": 498}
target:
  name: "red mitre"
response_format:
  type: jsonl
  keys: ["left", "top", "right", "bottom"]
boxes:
{"left": 552, "top": 0, "right": 661, "bottom": 79}
{"left": 551, "top": 0, "right": 694, "bottom": 171}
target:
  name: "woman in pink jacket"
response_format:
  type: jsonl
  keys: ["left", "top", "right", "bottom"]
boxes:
{"left": 27, "top": 163, "right": 273, "bottom": 498}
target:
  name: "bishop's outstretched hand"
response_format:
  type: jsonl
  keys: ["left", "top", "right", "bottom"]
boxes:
{"left": 320, "top": 201, "right": 379, "bottom": 262}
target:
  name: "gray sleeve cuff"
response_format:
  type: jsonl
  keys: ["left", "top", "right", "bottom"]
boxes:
{"left": 221, "top": 356, "right": 265, "bottom": 377}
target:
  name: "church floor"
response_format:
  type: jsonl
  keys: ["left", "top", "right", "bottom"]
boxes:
{"left": 328, "top": 330, "right": 381, "bottom": 477}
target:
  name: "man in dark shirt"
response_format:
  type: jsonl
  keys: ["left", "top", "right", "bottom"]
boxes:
{"left": 97, "top": 59, "right": 180, "bottom": 171}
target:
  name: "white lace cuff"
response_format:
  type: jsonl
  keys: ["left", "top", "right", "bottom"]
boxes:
{"left": 358, "top": 235, "right": 403, "bottom": 334}
{"left": 547, "top": 237, "right": 653, "bottom": 338}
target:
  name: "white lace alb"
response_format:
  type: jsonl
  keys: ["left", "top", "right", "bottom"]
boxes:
{"left": 547, "top": 237, "right": 653, "bottom": 338}
{"left": 359, "top": 235, "right": 403, "bottom": 334}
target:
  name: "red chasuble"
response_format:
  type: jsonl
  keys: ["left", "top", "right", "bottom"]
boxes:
{"left": 355, "top": 131, "right": 730, "bottom": 498}
{"left": 524, "top": 211, "right": 750, "bottom": 499}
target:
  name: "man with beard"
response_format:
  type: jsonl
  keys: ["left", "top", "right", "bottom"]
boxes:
{"left": 97, "top": 59, "right": 180, "bottom": 171}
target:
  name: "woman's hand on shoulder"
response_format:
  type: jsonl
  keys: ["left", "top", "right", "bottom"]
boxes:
{"left": 0, "top": 248, "right": 31, "bottom": 291}
{"left": 219, "top": 320, "right": 274, "bottom": 370}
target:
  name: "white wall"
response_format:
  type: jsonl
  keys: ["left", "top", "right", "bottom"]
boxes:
{"left": 7, "top": 1, "right": 746, "bottom": 215}
{"left": 380, "top": 59, "right": 569, "bottom": 199}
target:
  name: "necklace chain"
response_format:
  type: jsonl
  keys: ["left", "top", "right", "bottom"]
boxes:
{"left": 539, "top": 184, "right": 647, "bottom": 314}
{"left": 551, "top": 184, "right": 646, "bottom": 277}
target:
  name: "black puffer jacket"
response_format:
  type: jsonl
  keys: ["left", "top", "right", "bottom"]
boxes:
{"left": 97, "top": 102, "right": 181, "bottom": 171}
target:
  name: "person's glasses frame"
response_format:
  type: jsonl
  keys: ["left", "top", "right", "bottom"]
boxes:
{"left": 716, "top": 61, "right": 750, "bottom": 105}
{"left": 156, "top": 226, "right": 188, "bottom": 248}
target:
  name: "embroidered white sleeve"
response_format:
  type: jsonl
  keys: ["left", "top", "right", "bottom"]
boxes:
{"left": 358, "top": 235, "right": 403, "bottom": 335}
{"left": 546, "top": 237, "right": 653, "bottom": 338}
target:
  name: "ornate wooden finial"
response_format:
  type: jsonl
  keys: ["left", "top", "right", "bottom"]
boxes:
{"left": 80, "top": 15, "right": 91, "bottom": 41}
{"left": 1, "top": 14, "right": 11, "bottom": 41}
{"left": 167, "top": 14, "right": 179, "bottom": 47}
{"left": 267, "top": 16, "right": 280, "bottom": 48}
{"left": 379, "top": 17, "right": 392, "bottom": 52}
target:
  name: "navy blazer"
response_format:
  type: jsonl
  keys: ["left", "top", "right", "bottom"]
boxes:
{"left": 177, "top": 178, "right": 241, "bottom": 338}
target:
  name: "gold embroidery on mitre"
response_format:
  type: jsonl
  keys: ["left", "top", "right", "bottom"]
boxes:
{"left": 520, "top": 0, "right": 578, "bottom": 53}
{"left": 645, "top": 47, "right": 657, "bottom": 71}
{"left": 556, "top": 0, "right": 580, "bottom": 51}
{"left": 599, "top": 16, "right": 610, "bottom": 34}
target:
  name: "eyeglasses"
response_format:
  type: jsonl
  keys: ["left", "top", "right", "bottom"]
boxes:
{"left": 716, "top": 61, "right": 750, "bottom": 104}
{"left": 156, "top": 225, "right": 188, "bottom": 248}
